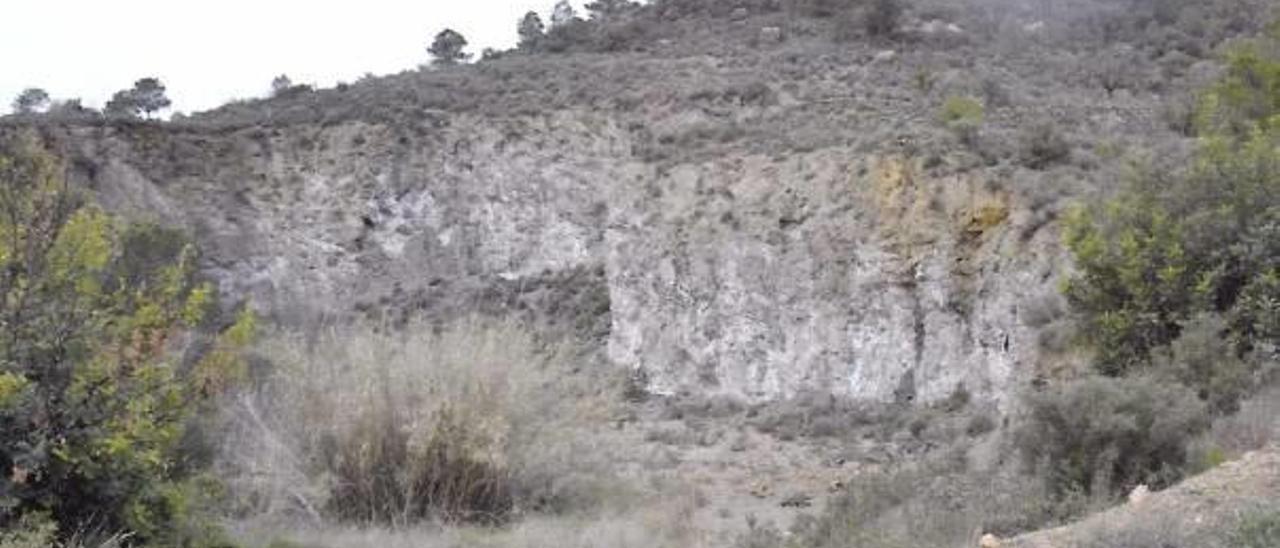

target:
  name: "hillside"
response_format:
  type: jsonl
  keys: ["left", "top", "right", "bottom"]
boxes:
{"left": 1, "top": 0, "right": 1278, "bottom": 546}
{"left": 11, "top": 0, "right": 1267, "bottom": 405}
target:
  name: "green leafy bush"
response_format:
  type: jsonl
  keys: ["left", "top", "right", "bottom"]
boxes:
{"left": 939, "top": 96, "right": 984, "bottom": 147}
{"left": 1196, "top": 25, "right": 1280, "bottom": 136}
{"left": 1063, "top": 32, "right": 1280, "bottom": 378}
{"left": 1016, "top": 375, "right": 1209, "bottom": 499}
{"left": 0, "top": 133, "right": 252, "bottom": 545}
{"left": 0, "top": 513, "right": 57, "bottom": 548}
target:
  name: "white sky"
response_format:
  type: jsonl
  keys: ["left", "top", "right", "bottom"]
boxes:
{"left": 2, "top": 0, "right": 589, "bottom": 115}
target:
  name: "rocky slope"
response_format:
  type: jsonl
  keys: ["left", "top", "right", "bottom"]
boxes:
{"left": 12, "top": 0, "right": 1259, "bottom": 407}
{"left": 34, "top": 110, "right": 1064, "bottom": 408}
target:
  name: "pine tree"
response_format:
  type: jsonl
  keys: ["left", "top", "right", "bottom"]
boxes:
{"left": 429, "top": 28, "right": 471, "bottom": 65}
{"left": 11, "top": 88, "right": 50, "bottom": 114}
{"left": 518, "top": 11, "right": 545, "bottom": 50}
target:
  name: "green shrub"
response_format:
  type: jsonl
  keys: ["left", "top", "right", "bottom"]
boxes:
{"left": 1061, "top": 192, "right": 1196, "bottom": 374}
{"left": 1063, "top": 26, "right": 1280, "bottom": 382}
{"left": 939, "top": 96, "right": 984, "bottom": 147}
{"left": 1230, "top": 509, "right": 1280, "bottom": 548}
{"left": 1153, "top": 314, "right": 1254, "bottom": 415}
{"left": 1016, "top": 375, "right": 1209, "bottom": 499}
{"left": 1197, "top": 28, "right": 1280, "bottom": 136}
{"left": 0, "top": 133, "right": 252, "bottom": 544}
{"left": 1062, "top": 132, "right": 1280, "bottom": 377}
{"left": 0, "top": 513, "right": 57, "bottom": 548}
{"left": 1020, "top": 122, "right": 1071, "bottom": 170}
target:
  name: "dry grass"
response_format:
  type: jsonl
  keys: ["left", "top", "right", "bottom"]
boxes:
{"left": 218, "top": 318, "right": 623, "bottom": 527}
{"left": 791, "top": 453, "right": 1091, "bottom": 548}
{"left": 233, "top": 490, "right": 715, "bottom": 548}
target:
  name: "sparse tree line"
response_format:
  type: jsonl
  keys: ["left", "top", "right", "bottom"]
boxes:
{"left": 10, "top": 0, "right": 909, "bottom": 119}
{"left": 11, "top": 78, "right": 171, "bottom": 121}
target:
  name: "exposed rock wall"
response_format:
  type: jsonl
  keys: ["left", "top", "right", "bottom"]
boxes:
{"left": 41, "top": 112, "right": 1062, "bottom": 408}
{"left": 607, "top": 150, "right": 1063, "bottom": 406}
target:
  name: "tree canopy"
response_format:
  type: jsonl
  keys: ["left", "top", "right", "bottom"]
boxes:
{"left": 518, "top": 11, "right": 546, "bottom": 50}
{"left": 104, "top": 78, "right": 171, "bottom": 120}
{"left": 11, "top": 89, "right": 50, "bottom": 115}
{"left": 429, "top": 29, "right": 471, "bottom": 66}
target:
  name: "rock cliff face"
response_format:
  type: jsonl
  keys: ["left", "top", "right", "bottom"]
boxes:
{"left": 608, "top": 148, "right": 1062, "bottom": 405}
{"left": 45, "top": 109, "right": 1061, "bottom": 408}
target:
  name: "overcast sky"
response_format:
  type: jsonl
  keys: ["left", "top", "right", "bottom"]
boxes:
{"left": 2, "top": 0, "right": 589, "bottom": 115}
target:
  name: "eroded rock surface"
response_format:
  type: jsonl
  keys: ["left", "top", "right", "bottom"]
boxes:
{"left": 39, "top": 114, "right": 1064, "bottom": 408}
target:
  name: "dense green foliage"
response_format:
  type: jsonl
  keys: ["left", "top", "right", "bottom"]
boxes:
{"left": 939, "top": 96, "right": 984, "bottom": 146}
{"left": 1063, "top": 27, "right": 1280, "bottom": 389}
{"left": 0, "top": 134, "right": 252, "bottom": 545}
{"left": 1016, "top": 21, "right": 1280, "bottom": 512}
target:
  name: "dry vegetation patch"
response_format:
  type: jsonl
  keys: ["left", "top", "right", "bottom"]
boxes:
{"left": 219, "top": 319, "right": 624, "bottom": 529}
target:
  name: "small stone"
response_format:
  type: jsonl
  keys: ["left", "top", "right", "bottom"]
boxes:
{"left": 1128, "top": 484, "right": 1151, "bottom": 505}
{"left": 749, "top": 482, "right": 772, "bottom": 498}
{"left": 873, "top": 50, "right": 897, "bottom": 63}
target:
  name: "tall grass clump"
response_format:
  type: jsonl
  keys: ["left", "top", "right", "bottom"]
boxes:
{"left": 220, "top": 319, "right": 620, "bottom": 527}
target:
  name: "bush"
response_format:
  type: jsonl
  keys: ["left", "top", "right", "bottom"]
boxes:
{"left": 1016, "top": 375, "right": 1210, "bottom": 499}
{"left": 222, "top": 319, "right": 620, "bottom": 525}
{"left": 1230, "top": 510, "right": 1280, "bottom": 548}
{"left": 0, "top": 513, "right": 57, "bottom": 548}
{"left": 1062, "top": 24, "right": 1280, "bottom": 380}
{"left": 1020, "top": 122, "right": 1071, "bottom": 170}
{"left": 863, "top": 0, "right": 904, "bottom": 38}
{"left": 0, "top": 132, "right": 252, "bottom": 543}
{"left": 793, "top": 451, "right": 1083, "bottom": 547}
{"left": 1062, "top": 131, "right": 1280, "bottom": 376}
{"left": 1153, "top": 314, "right": 1254, "bottom": 415}
{"left": 939, "top": 96, "right": 984, "bottom": 148}
{"left": 1197, "top": 35, "right": 1280, "bottom": 136}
